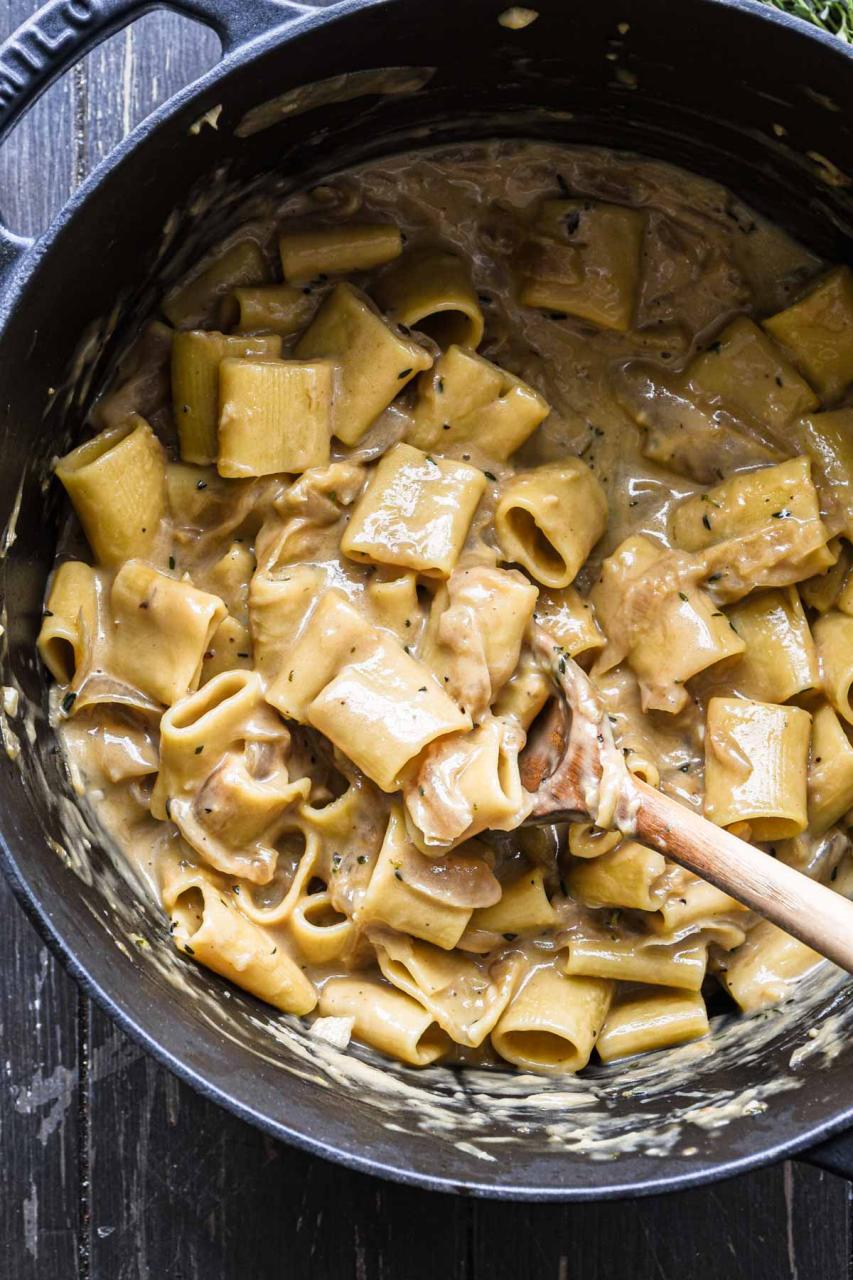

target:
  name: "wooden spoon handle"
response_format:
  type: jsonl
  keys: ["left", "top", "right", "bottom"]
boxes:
{"left": 633, "top": 779, "right": 853, "bottom": 975}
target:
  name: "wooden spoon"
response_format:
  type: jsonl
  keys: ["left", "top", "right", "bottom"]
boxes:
{"left": 520, "top": 630, "right": 853, "bottom": 976}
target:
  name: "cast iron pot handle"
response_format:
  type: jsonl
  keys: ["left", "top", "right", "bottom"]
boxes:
{"left": 0, "top": 0, "right": 326, "bottom": 281}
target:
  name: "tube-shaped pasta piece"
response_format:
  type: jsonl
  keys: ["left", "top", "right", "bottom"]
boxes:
{"left": 567, "top": 822, "right": 622, "bottom": 859}
{"left": 491, "top": 966, "right": 612, "bottom": 1074}
{"left": 763, "top": 266, "right": 853, "bottom": 402}
{"left": 223, "top": 283, "right": 316, "bottom": 335}
{"left": 533, "top": 586, "right": 604, "bottom": 664}
{"left": 649, "top": 873, "right": 748, "bottom": 948}
{"left": 800, "top": 540, "right": 851, "bottom": 613}
{"left": 366, "top": 570, "right": 423, "bottom": 643}
{"left": 264, "top": 589, "right": 375, "bottom": 721}
{"left": 517, "top": 199, "right": 645, "bottom": 332}
{"left": 590, "top": 533, "right": 745, "bottom": 713}
{"left": 236, "top": 830, "right": 321, "bottom": 929}
{"left": 359, "top": 808, "right": 473, "bottom": 948}
{"left": 564, "top": 937, "right": 707, "bottom": 991}
{"left": 289, "top": 890, "right": 354, "bottom": 964}
{"left": 217, "top": 357, "right": 334, "bottom": 477}
{"left": 704, "top": 696, "right": 811, "bottom": 839}
{"left": 567, "top": 841, "right": 666, "bottom": 912}
{"left": 171, "top": 330, "right": 282, "bottom": 465}
{"left": 152, "top": 668, "right": 284, "bottom": 819}
{"left": 624, "top": 750, "right": 660, "bottom": 789}
{"left": 208, "top": 542, "right": 254, "bottom": 623}
{"left": 495, "top": 460, "right": 607, "bottom": 589}
{"left": 795, "top": 409, "right": 853, "bottom": 537}
{"left": 278, "top": 224, "right": 402, "bottom": 284}
{"left": 470, "top": 867, "right": 557, "bottom": 934}
{"left": 596, "top": 988, "right": 710, "bottom": 1063}
{"left": 409, "top": 344, "right": 500, "bottom": 441}
{"left": 374, "top": 932, "right": 521, "bottom": 1047}
{"left": 814, "top": 610, "right": 853, "bottom": 724}
{"left": 55, "top": 418, "right": 166, "bottom": 567}
{"left": 404, "top": 715, "right": 532, "bottom": 848}
{"left": 341, "top": 443, "right": 487, "bottom": 578}
{"left": 408, "top": 345, "right": 549, "bottom": 459}
{"left": 162, "top": 239, "right": 270, "bottom": 329}
{"left": 164, "top": 869, "right": 316, "bottom": 1015}
{"left": 249, "top": 565, "right": 326, "bottom": 686}
{"left": 295, "top": 283, "right": 432, "bottom": 444}
{"left": 373, "top": 250, "right": 484, "bottom": 348}
{"left": 200, "top": 615, "right": 253, "bottom": 683}
{"left": 38, "top": 561, "right": 98, "bottom": 683}
{"left": 721, "top": 588, "right": 818, "bottom": 703}
{"left": 808, "top": 703, "right": 853, "bottom": 835}
{"left": 719, "top": 919, "right": 825, "bottom": 1013}
{"left": 625, "top": 575, "right": 745, "bottom": 715}
{"left": 309, "top": 631, "right": 472, "bottom": 793}
{"left": 684, "top": 316, "right": 818, "bottom": 430}
{"left": 589, "top": 534, "right": 660, "bottom": 673}
{"left": 318, "top": 976, "right": 451, "bottom": 1066}
{"left": 110, "top": 561, "right": 226, "bottom": 707}
{"left": 490, "top": 650, "right": 550, "bottom": 730}
{"left": 171, "top": 750, "right": 309, "bottom": 885}
{"left": 670, "top": 456, "right": 834, "bottom": 586}
{"left": 673, "top": 457, "right": 824, "bottom": 552}
{"left": 266, "top": 589, "right": 469, "bottom": 787}
{"left": 420, "top": 564, "right": 538, "bottom": 720}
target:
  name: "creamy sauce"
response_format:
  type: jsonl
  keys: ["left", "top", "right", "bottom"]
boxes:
{"left": 32, "top": 140, "right": 853, "bottom": 1150}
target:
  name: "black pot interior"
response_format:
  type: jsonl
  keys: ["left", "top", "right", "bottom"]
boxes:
{"left": 1, "top": 0, "right": 853, "bottom": 1197}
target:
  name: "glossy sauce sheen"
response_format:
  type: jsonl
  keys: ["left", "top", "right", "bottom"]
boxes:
{"left": 47, "top": 141, "right": 852, "bottom": 1074}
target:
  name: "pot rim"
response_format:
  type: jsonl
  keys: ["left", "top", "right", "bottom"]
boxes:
{"left": 2, "top": 0, "right": 853, "bottom": 1200}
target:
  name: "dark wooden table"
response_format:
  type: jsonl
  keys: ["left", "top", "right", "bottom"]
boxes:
{"left": 0, "top": 3, "right": 850, "bottom": 1275}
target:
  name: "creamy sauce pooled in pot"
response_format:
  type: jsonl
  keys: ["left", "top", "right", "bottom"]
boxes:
{"left": 39, "top": 141, "right": 853, "bottom": 1077}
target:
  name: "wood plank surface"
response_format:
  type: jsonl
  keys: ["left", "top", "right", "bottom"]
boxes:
{"left": 0, "top": 2, "right": 850, "bottom": 1276}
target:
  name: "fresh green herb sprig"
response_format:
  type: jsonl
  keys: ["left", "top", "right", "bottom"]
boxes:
{"left": 763, "top": 0, "right": 853, "bottom": 40}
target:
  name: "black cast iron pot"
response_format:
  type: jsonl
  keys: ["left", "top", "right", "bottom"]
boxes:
{"left": 1, "top": 0, "right": 853, "bottom": 1200}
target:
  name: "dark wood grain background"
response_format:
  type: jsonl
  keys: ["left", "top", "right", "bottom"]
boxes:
{"left": 0, "top": 3, "right": 850, "bottom": 1275}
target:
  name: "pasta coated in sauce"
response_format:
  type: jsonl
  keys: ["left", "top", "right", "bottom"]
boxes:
{"left": 40, "top": 142, "right": 853, "bottom": 1076}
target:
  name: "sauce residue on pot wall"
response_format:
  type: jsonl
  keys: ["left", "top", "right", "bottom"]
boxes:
{"left": 8, "top": 138, "right": 853, "bottom": 1176}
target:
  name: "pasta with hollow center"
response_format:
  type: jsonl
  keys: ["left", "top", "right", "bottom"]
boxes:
{"left": 38, "top": 140, "right": 853, "bottom": 1076}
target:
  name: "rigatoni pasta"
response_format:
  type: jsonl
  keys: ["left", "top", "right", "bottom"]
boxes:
{"left": 596, "top": 988, "right": 710, "bottom": 1063}
{"left": 171, "top": 330, "right": 282, "bottom": 465}
{"left": 278, "top": 224, "right": 402, "bottom": 284}
{"left": 408, "top": 344, "right": 549, "bottom": 458}
{"left": 704, "top": 696, "right": 811, "bottom": 839}
{"left": 341, "top": 442, "right": 486, "bottom": 577}
{"left": 491, "top": 967, "right": 612, "bottom": 1073}
{"left": 495, "top": 460, "right": 607, "bottom": 588}
{"left": 217, "top": 357, "right": 335, "bottom": 477}
{"left": 39, "top": 140, "right": 853, "bottom": 1080}
{"left": 763, "top": 266, "right": 853, "bottom": 402}
{"left": 55, "top": 417, "right": 166, "bottom": 566}
{"left": 38, "top": 561, "right": 98, "bottom": 684}
{"left": 516, "top": 198, "right": 645, "bottom": 331}
{"left": 372, "top": 249, "right": 484, "bottom": 348}
{"left": 295, "top": 282, "right": 432, "bottom": 444}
